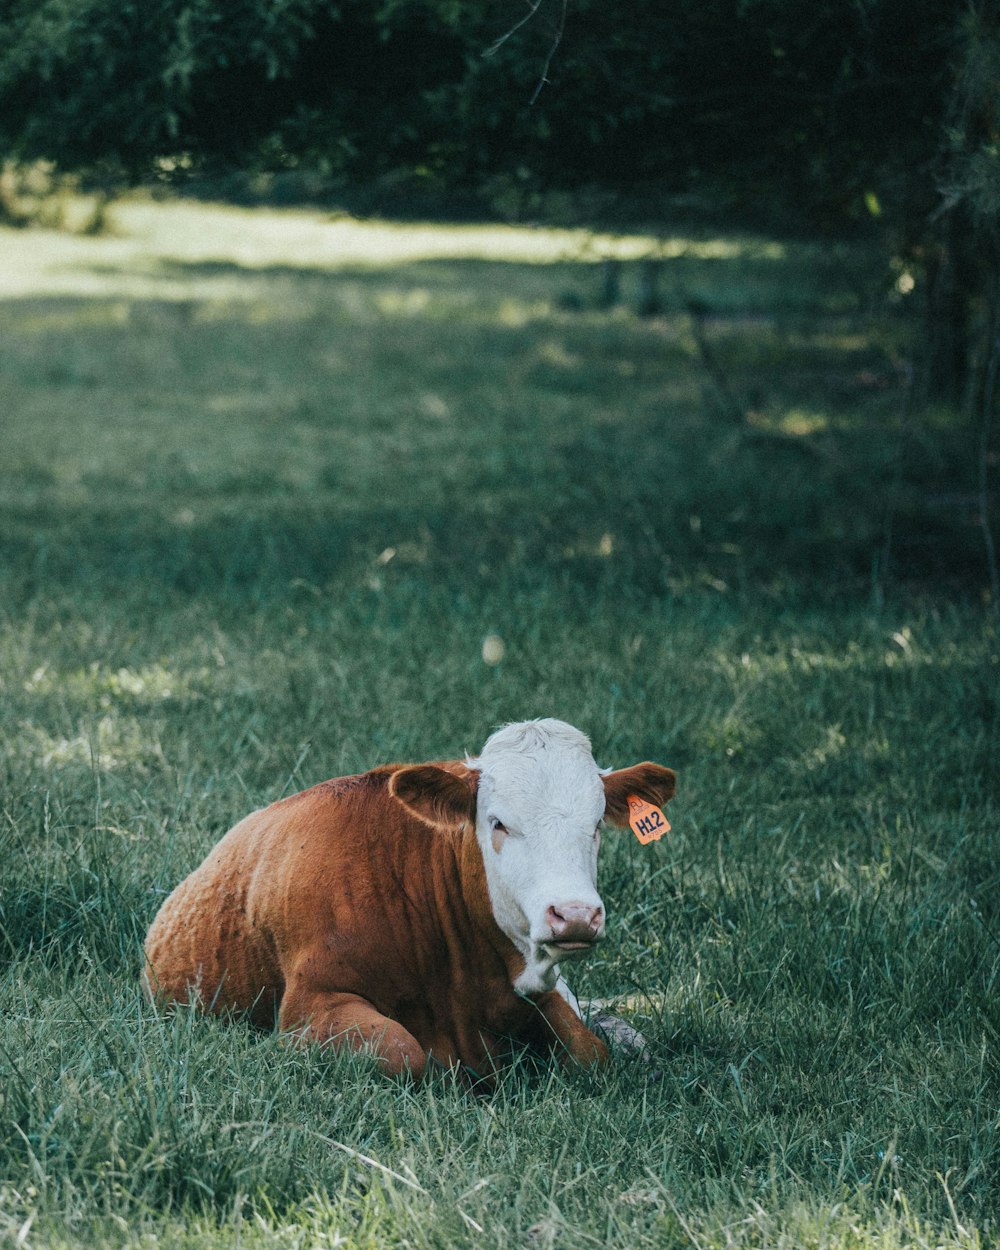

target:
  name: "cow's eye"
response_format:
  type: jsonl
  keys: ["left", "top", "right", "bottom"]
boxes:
{"left": 489, "top": 816, "right": 508, "bottom": 854}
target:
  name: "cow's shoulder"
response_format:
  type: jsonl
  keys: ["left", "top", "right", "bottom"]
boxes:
{"left": 266, "top": 766, "right": 392, "bottom": 812}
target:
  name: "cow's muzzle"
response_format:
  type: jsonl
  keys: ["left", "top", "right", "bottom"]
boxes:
{"left": 543, "top": 901, "right": 605, "bottom": 953}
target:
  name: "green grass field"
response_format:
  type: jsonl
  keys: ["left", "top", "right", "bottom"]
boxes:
{"left": 1, "top": 198, "right": 997, "bottom": 1249}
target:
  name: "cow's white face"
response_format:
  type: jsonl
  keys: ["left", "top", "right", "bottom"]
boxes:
{"left": 468, "top": 719, "right": 607, "bottom": 994}
{"left": 388, "top": 718, "right": 676, "bottom": 997}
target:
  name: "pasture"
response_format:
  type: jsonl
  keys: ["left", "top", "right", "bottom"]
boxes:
{"left": 0, "top": 198, "right": 997, "bottom": 1248}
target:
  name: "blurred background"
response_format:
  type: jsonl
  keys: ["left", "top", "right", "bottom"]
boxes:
{"left": 1, "top": 0, "right": 999, "bottom": 606}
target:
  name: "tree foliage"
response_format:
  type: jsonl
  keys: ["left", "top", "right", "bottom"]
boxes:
{"left": 0, "top": 0, "right": 962, "bottom": 213}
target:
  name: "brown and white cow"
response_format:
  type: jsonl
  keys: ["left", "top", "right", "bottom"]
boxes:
{"left": 143, "top": 718, "right": 676, "bottom": 1082}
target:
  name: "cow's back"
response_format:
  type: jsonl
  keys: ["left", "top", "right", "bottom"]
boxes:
{"left": 142, "top": 772, "right": 379, "bottom": 1029}
{"left": 142, "top": 751, "right": 618, "bottom": 1078}
{"left": 144, "top": 809, "right": 275, "bottom": 1026}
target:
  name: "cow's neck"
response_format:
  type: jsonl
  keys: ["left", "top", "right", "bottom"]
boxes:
{"left": 455, "top": 827, "right": 523, "bottom": 982}
{"left": 511, "top": 943, "right": 562, "bottom": 996}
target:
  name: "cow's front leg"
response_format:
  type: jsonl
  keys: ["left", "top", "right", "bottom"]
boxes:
{"left": 556, "top": 977, "right": 651, "bottom": 1062}
{"left": 278, "top": 986, "right": 427, "bottom": 1079}
{"left": 535, "top": 989, "right": 609, "bottom": 1068}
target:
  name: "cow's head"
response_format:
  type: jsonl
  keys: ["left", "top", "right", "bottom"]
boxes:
{"left": 390, "top": 719, "right": 676, "bottom": 995}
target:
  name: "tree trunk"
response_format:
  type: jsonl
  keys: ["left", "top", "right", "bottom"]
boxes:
{"left": 923, "top": 205, "right": 988, "bottom": 409}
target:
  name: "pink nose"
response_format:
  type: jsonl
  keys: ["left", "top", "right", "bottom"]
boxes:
{"left": 545, "top": 901, "right": 604, "bottom": 942}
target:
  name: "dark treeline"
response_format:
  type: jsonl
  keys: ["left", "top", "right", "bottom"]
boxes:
{"left": 1, "top": 0, "right": 998, "bottom": 404}
{"left": 0, "top": 1, "right": 967, "bottom": 210}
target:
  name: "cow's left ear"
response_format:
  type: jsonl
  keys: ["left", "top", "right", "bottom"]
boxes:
{"left": 389, "top": 765, "right": 478, "bottom": 828}
{"left": 602, "top": 762, "right": 677, "bottom": 827}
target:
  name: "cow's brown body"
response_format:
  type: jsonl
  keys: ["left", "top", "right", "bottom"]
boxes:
{"left": 143, "top": 763, "right": 606, "bottom": 1080}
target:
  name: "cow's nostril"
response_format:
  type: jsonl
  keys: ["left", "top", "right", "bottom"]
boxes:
{"left": 583, "top": 905, "right": 604, "bottom": 933}
{"left": 547, "top": 904, "right": 566, "bottom": 926}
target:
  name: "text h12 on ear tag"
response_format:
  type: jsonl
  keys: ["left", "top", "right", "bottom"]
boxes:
{"left": 627, "top": 794, "right": 670, "bottom": 845}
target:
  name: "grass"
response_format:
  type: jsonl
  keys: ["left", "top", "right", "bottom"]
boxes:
{"left": 0, "top": 196, "right": 997, "bottom": 1248}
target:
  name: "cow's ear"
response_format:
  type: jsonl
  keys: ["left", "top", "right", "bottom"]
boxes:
{"left": 389, "top": 765, "right": 478, "bottom": 828}
{"left": 602, "top": 762, "right": 676, "bottom": 827}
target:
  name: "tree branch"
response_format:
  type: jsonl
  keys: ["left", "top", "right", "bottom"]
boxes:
{"left": 485, "top": 0, "right": 567, "bottom": 104}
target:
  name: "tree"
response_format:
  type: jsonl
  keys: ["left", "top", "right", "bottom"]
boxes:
{"left": 0, "top": 1, "right": 953, "bottom": 198}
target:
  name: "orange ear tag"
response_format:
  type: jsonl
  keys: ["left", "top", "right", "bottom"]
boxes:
{"left": 627, "top": 794, "right": 671, "bottom": 845}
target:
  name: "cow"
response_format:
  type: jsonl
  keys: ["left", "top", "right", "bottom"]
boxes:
{"left": 143, "top": 718, "right": 676, "bottom": 1083}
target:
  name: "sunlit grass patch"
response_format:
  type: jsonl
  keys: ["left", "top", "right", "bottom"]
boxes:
{"left": 747, "top": 406, "right": 831, "bottom": 436}
{"left": 0, "top": 197, "right": 665, "bottom": 301}
{"left": 19, "top": 713, "right": 163, "bottom": 773}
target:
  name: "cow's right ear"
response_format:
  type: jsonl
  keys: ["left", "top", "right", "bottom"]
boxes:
{"left": 388, "top": 765, "right": 478, "bottom": 829}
